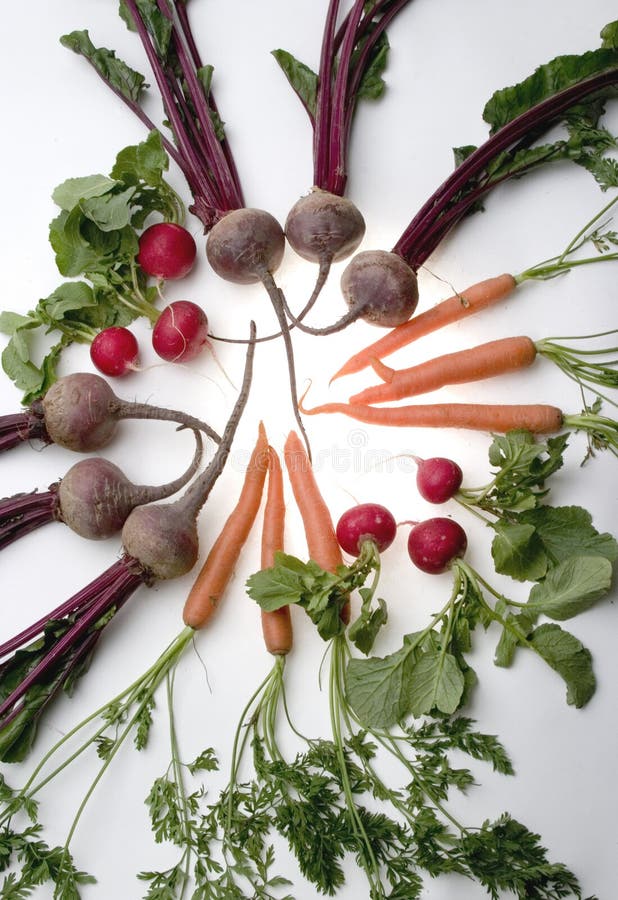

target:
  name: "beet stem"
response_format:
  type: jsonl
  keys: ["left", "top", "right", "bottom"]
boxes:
{"left": 0, "top": 631, "right": 101, "bottom": 735}
{"left": 0, "top": 558, "right": 137, "bottom": 659}
{"left": 0, "top": 559, "right": 144, "bottom": 722}
{"left": 327, "top": 0, "right": 365, "bottom": 196}
{"left": 0, "top": 488, "right": 58, "bottom": 550}
{"left": 394, "top": 66, "right": 618, "bottom": 268}
{"left": 314, "top": 0, "right": 341, "bottom": 189}
{"left": 0, "top": 408, "right": 50, "bottom": 453}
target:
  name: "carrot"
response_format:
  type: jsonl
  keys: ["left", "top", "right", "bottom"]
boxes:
{"left": 260, "top": 445, "right": 293, "bottom": 656}
{"left": 182, "top": 421, "right": 269, "bottom": 629}
{"left": 283, "top": 430, "right": 349, "bottom": 623}
{"left": 330, "top": 273, "right": 517, "bottom": 382}
{"left": 298, "top": 396, "right": 564, "bottom": 435}
{"left": 350, "top": 335, "right": 538, "bottom": 404}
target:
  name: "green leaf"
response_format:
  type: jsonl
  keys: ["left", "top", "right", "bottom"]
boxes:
{"left": 80, "top": 186, "right": 137, "bottom": 232}
{"left": 491, "top": 522, "right": 547, "bottom": 581}
{"left": 348, "top": 595, "right": 388, "bottom": 655}
{"left": 493, "top": 606, "right": 537, "bottom": 668}
{"left": 345, "top": 645, "right": 415, "bottom": 728}
{"left": 119, "top": 0, "right": 173, "bottom": 59}
{"left": 601, "top": 20, "right": 618, "bottom": 49}
{"left": 37, "top": 282, "right": 97, "bottom": 324}
{"left": 60, "top": 30, "right": 147, "bottom": 103}
{"left": 272, "top": 49, "right": 318, "bottom": 118}
{"left": 1, "top": 340, "right": 47, "bottom": 398}
{"left": 528, "top": 623, "right": 596, "bottom": 707}
{"left": 482, "top": 45, "right": 618, "bottom": 133}
{"left": 520, "top": 505, "right": 618, "bottom": 566}
{"left": 356, "top": 33, "right": 389, "bottom": 102}
{"left": 52, "top": 175, "right": 117, "bottom": 210}
{"left": 405, "top": 647, "right": 466, "bottom": 717}
{"left": 246, "top": 552, "right": 314, "bottom": 610}
{"left": 0, "top": 311, "right": 37, "bottom": 337}
{"left": 527, "top": 556, "right": 613, "bottom": 620}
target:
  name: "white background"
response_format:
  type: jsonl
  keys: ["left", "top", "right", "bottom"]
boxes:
{"left": 0, "top": 2, "right": 617, "bottom": 897}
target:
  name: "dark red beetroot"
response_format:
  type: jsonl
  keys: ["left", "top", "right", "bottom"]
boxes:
{"left": 414, "top": 456, "right": 464, "bottom": 504}
{"left": 0, "top": 372, "right": 221, "bottom": 454}
{"left": 151, "top": 300, "right": 209, "bottom": 362}
{"left": 285, "top": 190, "right": 365, "bottom": 320}
{"left": 407, "top": 517, "right": 468, "bottom": 574}
{"left": 285, "top": 249, "right": 419, "bottom": 336}
{"left": 0, "top": 325, "right": 256, "bottom": 761}
{"left": 336, "top": 502, "right": 397, "bottom": 556}
{"left": 206, "top": 208, "right": 311, "bottom": 456}
{"left": 90, "top": 326, "right": 140, "bottom": 377}
{"left": 137, "top": 222, "right": 197, "bottom": 280}
{"left": 277, "top": 1, "right": 412, "bottom": 322}
{"left": 0, "top": 434, "right": 202, "bottom": 549}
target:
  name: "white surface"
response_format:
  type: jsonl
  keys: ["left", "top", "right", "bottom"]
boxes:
{"left": 0, "top": 2, "right": 617, "bottom": 898}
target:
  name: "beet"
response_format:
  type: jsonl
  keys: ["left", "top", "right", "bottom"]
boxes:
{"left": 0, "top": 372, "right": 221, "bottom": 454}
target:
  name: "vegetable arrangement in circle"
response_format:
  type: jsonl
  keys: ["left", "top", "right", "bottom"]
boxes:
{"left": 0, "top": 2, "right": 617, "bottom": 899}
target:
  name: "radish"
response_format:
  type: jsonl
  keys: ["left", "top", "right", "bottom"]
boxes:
{"left": 414, "top": 456, "right": 464, "bottom": 504}
{"left": 90, "top": 326, "right": 140, "bottom": 377}
{"left": 407, "top": 516, "right": 468, "bottom": 574}
{"left": 0, "top": 371, "right": 221, "bottom": 454}
{"left": 0, "top": 430, "right": 202, "bottom": 548}
{"left": 0, "top": 325, "right": 256, "bottom": 760}
{"left": 137, "top": 222, "right": 197, "bottom": 280}
{"left": 151, "top": 299, "right": 209, "bottom": 363}
{"left": 336, "top": 502, "right": 397, "bottom": 555}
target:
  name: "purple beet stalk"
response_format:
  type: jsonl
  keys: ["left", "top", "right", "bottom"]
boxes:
{"left": 393, "top": 66, "right": 618, "bottom": 270}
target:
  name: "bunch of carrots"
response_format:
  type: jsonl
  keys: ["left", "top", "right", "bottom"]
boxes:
{"left": 300, "top": 199, "right": 618, "bottom": 456}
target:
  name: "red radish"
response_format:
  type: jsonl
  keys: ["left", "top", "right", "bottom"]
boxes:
{"left": 336, "top": 502, "right": 397, "bottom": 556}
{"left": 414, "top": 456, "right": 464, "bottom": 504}
{"left": 407, "top": 517, "right": 468, "bottom": 574}
{"left": 90, "top": 326, "right": 139, "bottom": 377}
{"left": 137, "top": 222, "right": 197, "bottom": 280}
{"left": 151, "top": 300, "right": 209, "bottom": 362}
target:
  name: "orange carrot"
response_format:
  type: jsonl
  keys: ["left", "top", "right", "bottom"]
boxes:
{"left": 298, "top": 397, "right": 564, "bottom": 435}
{"left": 350, "top": 335, "right": 538, "bottom": 404}
{"left": 330, "top": 273, "right": 517, "bottom": 382}
{"left": 283, "top": 430, "right": 349, "bottom": 623}
{"left": 182, "top": 421, "right": 269, "bottom": 629}
{"left": 260, "top": 445, "right": 293, "bottom": 656}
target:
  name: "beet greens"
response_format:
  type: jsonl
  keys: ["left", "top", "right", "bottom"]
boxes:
{"left": 394, "top": 25, "right": 618, "bottom": 270}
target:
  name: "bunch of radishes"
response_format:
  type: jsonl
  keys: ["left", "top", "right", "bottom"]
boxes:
{"left": 336, "top": 454, "right": 466, "bottom": 574}
{"left": 90, "top": 220, "right": 211, "bottom": 377}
